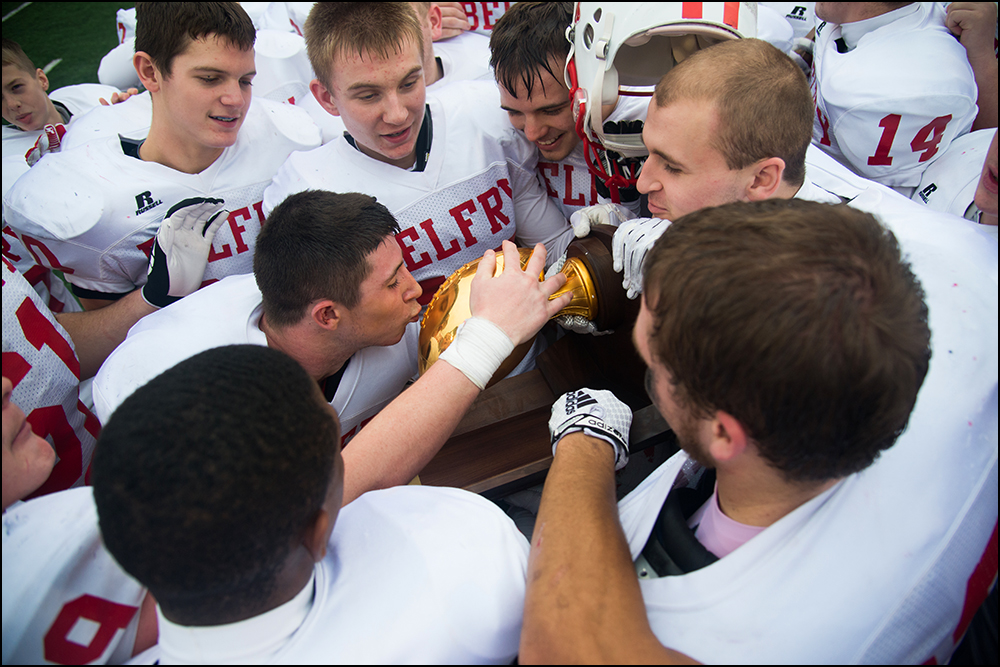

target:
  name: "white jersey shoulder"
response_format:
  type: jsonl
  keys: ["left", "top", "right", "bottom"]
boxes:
{"left": 811, "top": 3, "right": 977, "bottom": 187}
{"left": 757, "top": 4, "right": 795, "bottom": 53}
{"left": 1, "top": 259, "right": 97, "bottom": 496}
{"left": 140, "top": 485, "right": 528, "bottom": 664}
{"left": 266, "top": 82, "right": 573, "bottom": 301}
{"left": 760, "top": 2, "right": 816, "bottom": 40}
{"left": 5, "top": 99, "right": 320, "bottom": 295}
{"left": 2, "top": 487, "right": 146, "bottom": 665}
{"left": 617, "top": 179, "right": 999, "bottom": 664}
{"left": 912, "top": 128, "right": 994, "bottom": 221}
{"left": 92, "top": 274, "right": 417, "bottom": 444}
{"left": 538, "top": 93, "right": 650, "bottom": 218}
{"left": 431, "top": 31, "right": 494, "bottom": 90}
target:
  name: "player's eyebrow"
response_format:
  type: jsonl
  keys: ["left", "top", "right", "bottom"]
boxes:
{"left": 500, "top": 100, "right": 570, "bottom": 114}
{"left": 192, "top": 66, "right": 257, "bottom": 77}
{"left": 385, "top": 260, "right": 405, "bottom": 285}
{"left": 348, "top": 66, "right": 423, "bottom": 92}
{"left": 652, "top": 147, "right": 684, "bottom": 169}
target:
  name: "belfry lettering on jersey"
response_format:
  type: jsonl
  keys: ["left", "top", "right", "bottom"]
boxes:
{"left": 538, "top": 161, "right": 600, "bottom": 208}
{"left": 207, "top": 201, "right": 265, "bottom": 262}
{"left": 395, "top": 178, "right": 514, "bottom": 272}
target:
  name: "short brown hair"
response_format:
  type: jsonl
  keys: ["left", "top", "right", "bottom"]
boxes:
{"left": 654, "top": 39, "right": 813, "bottom": 187}
{"left": 643, "top": 199, "right": 931, "bottom": 483}
{"left": 305, "top": 3, "right": 424, "bottom": 89}
{"left": 490, "top": 2, "right": 574, "bottom": 98}
{"left": 2, "top": 37, "right": 36, "bottom": 73}
{"left": 254, "top": 191, "right": 401, "bottom": 328}
{"left": 134, "top": 2, "right": 255, "bottom": 78}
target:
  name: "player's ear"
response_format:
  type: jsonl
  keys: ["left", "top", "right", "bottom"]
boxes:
{"left": 134, "top": 51, "right": 162, "bottom": 93}
{"left": 746, "top": 157, "right": 786, "bottom": 201}
{"left": 311, "top": 299, "right": 342, "bottom": 330}
{"left": 428, "top": 4, "right": 444, "bottom": 41}
{"left": 310, "top": 78, "right": 341, "bottom": 117}
{"left": 34, "top": 68, "right": 49, "bottom": 92}
{"left": 706, "top": 410, "right": 749, "bottom": 463}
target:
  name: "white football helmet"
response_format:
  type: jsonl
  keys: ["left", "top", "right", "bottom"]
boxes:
{"left": 565, "top": 2, "right": 757, "bottom": 199}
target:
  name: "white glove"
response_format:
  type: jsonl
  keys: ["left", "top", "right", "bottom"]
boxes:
{"left": 24, "top": 124, "right": 67, "bottom": 167}
{"left": 612, "top": 217, "right": 671, "bottom": 300}
{"left": 141, "top": 198, "right": 228, "bottom": 308}
{"left": 568, "top": 202, "right": 636, "bottom": 238}
{"left": 549, "top": 388, "right": 632, "bottom": 470}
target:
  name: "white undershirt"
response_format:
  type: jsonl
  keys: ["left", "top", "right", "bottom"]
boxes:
{"left": 157, "top": 572, "right": 316, "bottom": 664}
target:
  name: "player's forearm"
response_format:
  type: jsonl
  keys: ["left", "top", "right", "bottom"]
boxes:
{"left": 56, "top": 291, "right": 156, "bottom": 380}
{"left": 520, "top": 433, "right": 695, "bottom": 665}
{"left": 340, "top": 359, "right": 480, "bottom": 504}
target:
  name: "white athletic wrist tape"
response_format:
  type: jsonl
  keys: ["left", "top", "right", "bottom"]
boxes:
{"left": 439, "top": 316, "right": 515, "bottom": 390}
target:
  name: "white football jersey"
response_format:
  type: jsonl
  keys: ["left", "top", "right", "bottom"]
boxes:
{"left": 911, "top": 128, "right": 995, "bottom": 224}
{"left": 92, "top": 273, "right": 419, "bottom": 445}
{"left": 1, "top": 259, "right": 99, "bottom": 498}
{"left": 616, "top": 169, "right": 999, "bottom": 664}
{"left": 536, "top": 94, "right": 650, "bottom": 219}
{"left": 433, "top": 31, "right": 494, "bottom": 87}
{"left": 2, "top": 83, "right": 122, "bottom": 313}
{"left": 264, "top": 81, "right": 574, "bottom": 303}
{"left": 4, "top": 98, "right": 321, "bottom": 297}
{"left": 462, "top": 1, "right": 511, "bottom": 35}
{"left": 2, "top": 488, "right": 146, "bottom": 666}
{"left": 811, "top": 2, "right": 977, "bottom": 189}
{"left": 132, "top": 485, "right": 528, "bottom": 664}
{"left": 760, "top": 2, "right": 816, "bottom": 40}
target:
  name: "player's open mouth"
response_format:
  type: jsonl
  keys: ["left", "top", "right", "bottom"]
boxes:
{"left": 16, "top": 112, "right": 32, "bottom": 124}
{"left": 537, "top": 134, "right": 563, "bottom": 149}
{"left": 210, "top": 115, "right": 239, "bottom": 124}
{"left": 382, "top": 126, "right": 412, "bottom": 145}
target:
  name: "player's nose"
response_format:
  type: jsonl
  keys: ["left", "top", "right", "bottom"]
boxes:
{"left": 219, "top": 79, "right": 246, "bottom": 108}
{"left": 636, "top": 160, "right": 657, "bottom": 194}
{"left": 524, "top": 115, "right": 546, "bottom": 143}
{"left": 383, "top": 92, "right": 409, "bottom": 126}
{"left": 402, "top": 267, "right": 421, "bottom": 302}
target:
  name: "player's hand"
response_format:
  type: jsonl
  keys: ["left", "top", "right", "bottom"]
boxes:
{"left": 99, "top": 87, "right": 140, "bottom": 106}
{"left": 24, "top": 124, "right": 67, "bottom": 167}
{"left": 141, "top": 198, "right": 228, "bottom": 308}
{"left": 471, "top": 241, "right": 571, "bottom": 345}
{"left": 568, "top": 202, "right": 635, "bottom": 238}
{"left": 435, "top": 2, "right": 471, "bottom": 40}
{"left": 612, "top": 217, "right": 671, "bottom": 300}
{"left": 946, "top": 2, "right": 998, "bottom": 66}
{"left": 550, "top": 388, "right": 632, "bottom": 470}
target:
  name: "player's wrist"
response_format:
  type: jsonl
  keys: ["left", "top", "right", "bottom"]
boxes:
{"left": 439, "top": 316, "right": 514, "bottom": 390}
{"left": 554, "top": 430, "right": 618, "bottom": 467}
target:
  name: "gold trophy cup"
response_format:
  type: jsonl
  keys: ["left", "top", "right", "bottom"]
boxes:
{"left": 419, "top": 225, "right": 630, "bottom": 384}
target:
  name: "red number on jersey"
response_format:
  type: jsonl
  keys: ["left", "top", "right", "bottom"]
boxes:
{"left": 44, "top": 595, "right": 138, "bottom": 665}
{"left": 868, "top": 114, "right": 953, "bottom": 166}
{"left": 911, "top": 114, "right": 952, "bottom": 163}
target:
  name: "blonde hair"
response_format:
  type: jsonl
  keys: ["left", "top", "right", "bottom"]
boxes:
{"left": 305, "top": 3, "right": 424, "bottom": 88}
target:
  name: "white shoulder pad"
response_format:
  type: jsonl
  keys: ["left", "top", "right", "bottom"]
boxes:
{"left": 3, "top": 147, "right": 106, "bottom": 240}
{"left": 244, "top": 97, "right": 322, "bottom": 150}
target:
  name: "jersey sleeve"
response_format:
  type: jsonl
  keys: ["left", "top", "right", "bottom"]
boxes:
{"left": 262, "top": 151, "right": 311, "bottom": 218}
{"left": 830, "top": 95, "right": 977, "bottom": 188}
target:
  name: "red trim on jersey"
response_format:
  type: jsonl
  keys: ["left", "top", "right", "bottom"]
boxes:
{"left": 953, "top": 520, "right": 999, "bottom": 643}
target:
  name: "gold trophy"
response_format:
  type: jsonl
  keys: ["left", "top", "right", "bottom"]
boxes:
{"left": 419, "top": 225, "right": 630, "bottom": 384}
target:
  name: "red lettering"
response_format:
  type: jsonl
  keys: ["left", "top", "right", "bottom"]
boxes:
{"left": 498, "top": 178, "right": 512, "bottom": 199}
{"left": 682, "top": 2, "right": 703, "bottom": 20}
{"left": 816, "top": 107, "right": 832, "bottom": 147}
{"left": 462, "top": 2, "right": 479, "bottom": 29}
{"left": 563, "top": 164, "right": 586, "bottom": 207}
{"left": 2, "top": 351, "right": 31, "bottom": 387}
{"left": 44, "top": 595, "right": 138, "bottom": 665}
{"left": 911, "top": 115, "right": 952, "bottom": 163}
{"left": 537, "top": 162, "right": 559, "bottom": 198}
{"left": 25, "top": 404, "right": 83, "bottom": 498}
{"left": 417, "top": 276, "right": 446, "bottom": 306}
{"left": 226, "top": 206, "right": 251, "bottom": 254}
{"left": 3, "top": 225, "right": 22, "bottom": 262}
{"left": 395, "top": 228, "right": 432, "bottom": 271}
{"left": 208, "top": 240, "right": 232, "bottom": 261}
{"left": 449, "top": 200, "right": 479, "bottom": 247}
{"left": 252, "top": 200, "right": 266, "bottom": 226}
{"left": 419, "top": 218, "right": 461, "bottom": 261}
{"left": 869, "top": 113, "right": 901, "bottom": 166}
{"left": 117, "top": 22, "right": 126, "bottom": 44}
{"left": 953, "top": 521, "right": 999, "bottom": 643}
{"left": 20, "top": 235, "right": 75, "bottom": 275}
{"left": 136, "top": 237, "right": 155, "bottom": 260}
{"left": 588, "top": 173, "right": 599, "bottom": 206}
{"left": 16, "top": 298, "right": 79, "bottom": 378}
{"left": 480, "top": 2, "right": 507, "bottom": 30}
{"left": 477, "top": 187, "right": 510, "bottom": 233}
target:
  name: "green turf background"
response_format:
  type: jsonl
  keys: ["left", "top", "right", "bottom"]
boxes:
{"left": 2, "top": 2, "right": 135, "bottom": 92}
